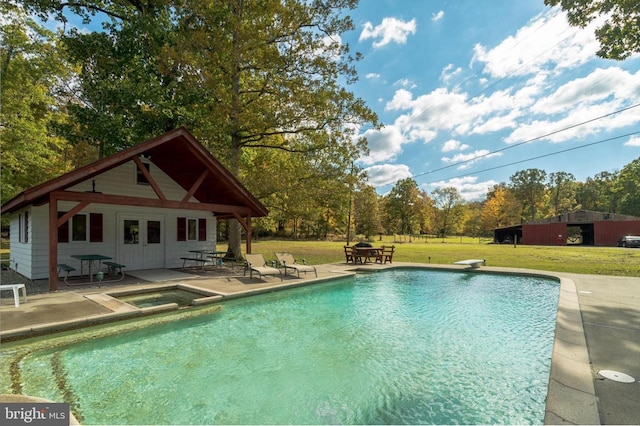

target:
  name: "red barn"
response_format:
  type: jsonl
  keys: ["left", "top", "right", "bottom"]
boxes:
{"left": 494, "top": 210, "right": 640, "bottom": 246}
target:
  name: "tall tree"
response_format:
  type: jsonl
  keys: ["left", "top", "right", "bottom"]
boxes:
{"left": 431, "top": 187, "right": 464, "bottom": 239}
{"left": 22, "top": 0, "right": 379, "bottom": 257}
{"left": 615, "top": 157, "right": 640, "bottom": 216}
{"left": 509, "top": 169, "right": 548, "bottom": 222}
{"left": 0, "top": 4, "right": 74, "bottom": 207}
{"left": 354, "top": 185, "right": 382, "bottom": 240}
{"left": 385, "top": 178, "right": 422, "bottom": 235}
{"left": 481, "top": 184, "right": 522, "bottom": 229}
{"left": 548, "top": 171, "right": 577, "bottom": 216}
{"left": 575, "top": 171, "right": 620, "bottom": 212}
{"left": 544, "top": 0, "right": 640, "bottom": 60}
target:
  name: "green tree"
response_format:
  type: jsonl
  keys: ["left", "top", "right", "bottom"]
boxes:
{"left": 509, "top": 169, "right": 548, "bottom": 222}
{"left": 615, "top": 157, "right": 640, "bottom": 216}
{"left": 385, "top": 178, "right": 422, "bottom": 235}
{"left": 544, "top": 0, "right": 640, "bottom": 60}
{"left": 354, "top": 185, "right": 382, "bottom": 240}
{"left": 0, "top": 4, "right": 74, "bottom": 207}
{"left": 575, "top": 171, "right": 620, "bottom": 212}
{"left": 415, "top": 190, "right": 435, "bottom": 235}
{"left": 23, "top": 0, "right": 379, "bottom": 257}
{"left": 431, "top": 187, "right": 464, "bottom": 239}
{"left": 463, "top": 201, "right": 486, "bottom": 238}
{"left": 482, "top": 184, "right": 522, "bottom": 229}
{"left": 548, "top": 171, "right": 577, "bottom": 216}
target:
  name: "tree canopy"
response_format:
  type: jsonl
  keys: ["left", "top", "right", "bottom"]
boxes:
{"left": 14, "top": 0, "right": 379, "bottom": 255}
{"left": 544, "top": 0, "right": 640, "bottom": 60}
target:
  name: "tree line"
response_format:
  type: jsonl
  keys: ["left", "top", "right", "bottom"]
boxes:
{"left": 347, "top": 163, "right": 640, "bottom": 242}
{"left": 2, "top": 1, "right": 639, "bottom": 244}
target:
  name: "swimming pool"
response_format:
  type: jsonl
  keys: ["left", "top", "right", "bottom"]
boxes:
{"left": 3, "top": 269, "right": 559, "bottom": 424}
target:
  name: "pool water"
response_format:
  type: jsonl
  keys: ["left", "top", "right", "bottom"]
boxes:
{"left": 12, "top": 270, "right": 559, "bottom": 424}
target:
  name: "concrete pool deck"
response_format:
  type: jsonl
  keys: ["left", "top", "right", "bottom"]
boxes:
{"left": 1, "top": 262, "right": 638, "bottom": 425}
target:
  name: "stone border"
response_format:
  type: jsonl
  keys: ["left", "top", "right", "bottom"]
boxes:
{"left": 544, "top": 277, "right": 600, "bottom": 424}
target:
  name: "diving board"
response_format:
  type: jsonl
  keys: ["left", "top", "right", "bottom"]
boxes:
{"left": 454, "top": 259, "right": 486, "bottom": 269}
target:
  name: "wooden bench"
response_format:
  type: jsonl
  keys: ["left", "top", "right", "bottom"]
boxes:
{"left": 103, "top": 261, "right": 126, "bottom": 281}
{"left": 180, "top": 257, "right": 209, "bottom": 270}
{"left": 57, "top": 263, "right": 76, "bottom": 284}
{"left": 211, "top": 256, "right": 243, "bottom": 270}
{"left": 0, "top": 283, "right": 27, "bottom": 307}
{"left": 454, "top": 259, "right": 486, "bottom": 269}
{"left": 376, "top": 245, "right": 395, "bottom": 264}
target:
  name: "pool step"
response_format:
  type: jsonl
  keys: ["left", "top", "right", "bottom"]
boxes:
{"left": 84, "top": 294, "right": 139, "bottom": 313}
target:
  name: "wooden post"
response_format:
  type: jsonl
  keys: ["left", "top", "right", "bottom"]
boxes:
{"left": 48, "top": 195, "right": 58, "bottom": 291}
{"left": 245, "top": 215, "right": 252, "bottom": 254}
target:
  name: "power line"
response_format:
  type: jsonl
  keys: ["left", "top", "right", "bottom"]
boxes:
{"left": 408, "top": 102, "right": 640, "bottom": 180}
{"left": 422, "top": 130, "right": 640, "bottom": 185}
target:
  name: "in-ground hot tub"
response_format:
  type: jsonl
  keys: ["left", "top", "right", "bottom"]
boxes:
{"left": 109, "top": 285, "right": 222, "bottom": 308}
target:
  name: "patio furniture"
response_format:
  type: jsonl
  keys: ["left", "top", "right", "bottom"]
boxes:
{"left": 353, "top": 246, "right": 382, "bottom": 263}
{"left": 181, "top": 257, "right": 209, "bottom": 270}
{"left": 57, "top": 263, "right": 76, "bottom": 284}
{"left": 0, "top": 283, "right": 27, "bottom": 307}
{"left": 244, "top": 254, "right": 283, "bottom": 281}
{"left": 376, "top": 245, "right": 395, "bottom": 264}
{"left": 275, "top": 252, "right": 317, "bottom": 278}
{"left": 70, "top": 254, "right": 112, "bottom": 283}
{"left": 103, "top": 261, "right": 126, "bottom": 281}
{"left": 344, "top": 246, "right": 355, "bottom": 263}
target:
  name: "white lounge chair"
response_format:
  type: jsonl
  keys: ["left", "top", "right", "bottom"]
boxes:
{"left": 244, "top": 254, "right": 283, "bottom": 281}
{"left": 275, "top": 252, "right": 317, "bottom": 278}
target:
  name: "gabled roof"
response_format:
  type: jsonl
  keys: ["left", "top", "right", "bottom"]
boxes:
{"left": 1, "top": 127, "right": 268, "bottom": 217}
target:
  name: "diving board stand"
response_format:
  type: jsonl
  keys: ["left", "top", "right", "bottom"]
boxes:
{"left": 454, "top": 259, "right": 486, "bottom": 269}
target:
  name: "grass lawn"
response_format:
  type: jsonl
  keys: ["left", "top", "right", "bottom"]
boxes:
{"left": 249, "top": 237, "right": 640, "bottom": 277}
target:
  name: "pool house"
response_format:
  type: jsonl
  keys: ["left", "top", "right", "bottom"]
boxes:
{"left": 1, "top": 127, "right": 268, "bottom": 291}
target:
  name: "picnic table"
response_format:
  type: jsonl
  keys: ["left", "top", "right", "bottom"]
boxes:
{"left": 70, "top": 254, "right": 112, "bottom": 282}
{"left": 182, "top": 249, "right": 227, "bottom": 269}
{"left": 207, "top": 251, "right": 227, "bottom": 267}
{"left": 353, "top": 246, "right": 383, "bottom": 263}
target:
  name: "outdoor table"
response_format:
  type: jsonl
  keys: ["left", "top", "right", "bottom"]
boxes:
{"left": 188, "top": 250, "right": 209, "bottom": 259}
{"left": 353, "top": 247, "right": 382, "bottom": 263}
{"left": 207, "top": 250, "right": 227, "bottom": 267}
{"left": 70, "top": 254, "right": 112, "bottom": 282}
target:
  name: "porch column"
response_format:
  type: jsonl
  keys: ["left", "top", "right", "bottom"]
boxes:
{"left": 48, "top": 195, "right": 58, "bottom": 291}
{"left": 245, "top": 215, "right": 252, "bottom": 254}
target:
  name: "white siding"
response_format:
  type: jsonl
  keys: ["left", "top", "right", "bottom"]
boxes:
{"left": 7, "top": 208, "right": 33, "bottom": 278}
{"left": 24, "top": 159, "right": 218, "bottom": 280}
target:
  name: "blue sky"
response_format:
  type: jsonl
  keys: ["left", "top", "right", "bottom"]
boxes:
{"left": 342, "top": 0, "right": 640, "bottom": 199}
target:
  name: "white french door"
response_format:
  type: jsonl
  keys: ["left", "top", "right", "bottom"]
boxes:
{"left": 117, "top": 214, "right": 165, "bottom": 270}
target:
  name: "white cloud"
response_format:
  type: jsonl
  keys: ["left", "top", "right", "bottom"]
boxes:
{"left": 531, "top": 67, "right": 640, "bottom": 114}
{"left": 426, "top": 176, "right": 498, "bottom": 201}
{"left": 365, "top": 164, "right": 413, "bottom": 187}
{"left": 507, "top": 67, "right": 640, "bottom": 143}
{"left": 440, "top": 150, "right": 503, "bottom": 170}
{"left": 359, "top": 125, "right": 407, "bottom": 165}
{"left": 471, "top": 7, "right": 600, "bottom": 78}
{"left": 359, "top": 17, "right": 417, "bottom": 48}
{"left": 395, "top": 78, "right": 417, "bottom": 89}
{"left": 366, "top": 73, "right": 381, "bottom": 79}
{"left": 625, "top": 135, "right": 640, "bottom": 147}
{"left": 440, "top": 64, "right": 462, "bottom": 85}
{"left": 432, "top": 11, "right": 444, "bottom": 22}
{"left": 441, "top": 139, "right": 469, "bottom": 152}
{"left": 385, "top": 86, "right": 519, "bottom": 143}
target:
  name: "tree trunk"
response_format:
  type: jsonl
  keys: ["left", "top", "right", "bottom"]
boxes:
{"left": 227, "top": 218, "right": 243, "bottom": 259}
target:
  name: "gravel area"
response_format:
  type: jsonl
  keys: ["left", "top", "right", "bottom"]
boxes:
{"left": 1, "top": 269, "right": 50, "bottom": 295}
